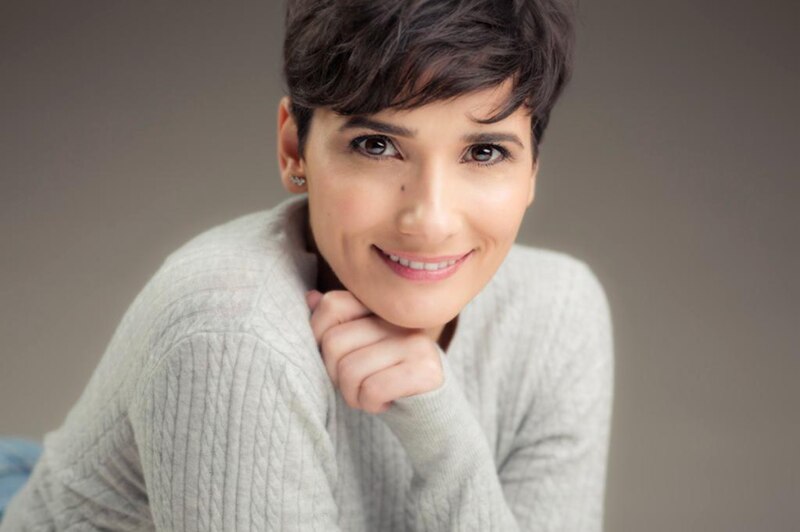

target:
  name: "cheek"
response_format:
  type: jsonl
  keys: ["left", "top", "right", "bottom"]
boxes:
{"left": 329, "top": 193, "right": 385, "bottom": 234}
{"left": 309, "top": 181, "right": 384, "bottom": 249}
{"left": 306, "top": 143, "right": 391, "bottom": 250}
{"left": 471, "top": 181, "right": 529, "bottom": 238}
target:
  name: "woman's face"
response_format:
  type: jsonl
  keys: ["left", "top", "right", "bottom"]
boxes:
{"left": 278, "top": 80, "right": 537, "bottom": 341}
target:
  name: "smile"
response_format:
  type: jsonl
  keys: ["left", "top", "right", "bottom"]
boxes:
{"left": 373, "top": 245, "right": 472, "bottom": 282}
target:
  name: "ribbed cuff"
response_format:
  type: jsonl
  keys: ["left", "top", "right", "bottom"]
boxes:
{"left": 377, "top": 345, "right": 491, "bottom": 483}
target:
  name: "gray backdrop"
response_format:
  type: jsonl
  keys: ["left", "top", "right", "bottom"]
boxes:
{"left": 1, "top": 1, "right": 797, "bottom": 530}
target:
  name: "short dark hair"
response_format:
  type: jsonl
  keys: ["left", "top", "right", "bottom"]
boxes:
{"left": 282, "top": 0, "right": 577, "bottom": 163}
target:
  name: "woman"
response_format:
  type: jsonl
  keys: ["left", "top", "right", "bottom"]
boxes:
{"left": 1, "top": 0, "right": 614, "bottom": 530}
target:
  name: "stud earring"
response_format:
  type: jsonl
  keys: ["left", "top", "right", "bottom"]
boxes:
{"left": 290, "top": 174, "right": 306, "bottom": 187}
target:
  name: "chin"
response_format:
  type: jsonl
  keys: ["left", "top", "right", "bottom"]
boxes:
{"left": 371, "top": 299, "right": 456, "bottom": 332}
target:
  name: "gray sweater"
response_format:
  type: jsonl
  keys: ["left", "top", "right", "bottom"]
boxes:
{"left": 1, "top": 194, "right": 614, "bottom": 531}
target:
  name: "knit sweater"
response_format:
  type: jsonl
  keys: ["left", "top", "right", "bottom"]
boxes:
{"left": 1, "top": 193, "right": 614, "bottom": 531}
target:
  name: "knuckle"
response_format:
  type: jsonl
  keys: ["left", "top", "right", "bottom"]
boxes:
{"left": 316, "top": 292, "right": 334, "bottom": 315}
{"left": 406, "top": 344, "right": 443, "bottom": 389}
{"left": 337, "top": 356, "right": 357, "bottom": 379}
{"left": 360, "top": 379, "right": 379, "bottom": 399}
{"left": 400, "top": 363, "right": 416, "bottom": 381}
{"left": 421, "top": 356, "right": 440, "bottom": 374}
{"left": 314, "top": 293, "right": 326, "bottom": 312}
{"left": 321, "top": 290, "right": 346, "bottom": 313}
{"left": 410, "top": 333, "right": 432, "bottom": 352}
{"left": 427, "top": 371, "right": 444, "bottom": 389}
{"left": 360, "top": 379, "right": 386, "bottom": 408}
{"left": 426, "top": 362, "right": 445, "bottom": 388}
{"left": 343, "top": 392, "right": 358, "bottom": 410}
{"left": 344, "top": 389, "right": 361, "bottom": 411}
{"left": 320, "top": 327, "right": 342, "bottom": 356}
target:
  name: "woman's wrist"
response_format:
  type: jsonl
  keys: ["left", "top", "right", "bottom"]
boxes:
{"left": 377, "top": 346, "right": 490, "bottom": 480}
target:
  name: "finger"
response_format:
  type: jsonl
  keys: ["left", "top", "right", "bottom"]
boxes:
{"left": 305, "top": 289, "right": 323, "bottom": 311}
{"left": 308, "top": 290, "right": 373, "bottom": 346}
{"left": 360, "top": 339, "right": 444, "bottom": 407}
{"left": 336, "top": 337, "right": 405, "bottom": 412}
{"left": 320, "top": 315, "right": 394, "bottom": 387}
{"left": 361, "top": 360, "right": 441, "bottom": 410}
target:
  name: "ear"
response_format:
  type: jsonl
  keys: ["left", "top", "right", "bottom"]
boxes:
{"left": 277, "top": 96, "right": 307, "bottom": 193}
{"left": 526, "top": 158, "right": 538, "bottom": 207}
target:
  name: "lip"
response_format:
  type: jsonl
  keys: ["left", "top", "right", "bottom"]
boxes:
{"left": 373, "top": 245, "right": 471, "bottom": 263}
{"left": 373, "top": 245, "right": 472, "bottom": 282}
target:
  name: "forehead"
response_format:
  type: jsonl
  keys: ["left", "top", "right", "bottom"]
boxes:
{"left": 316, "top": 79, "right": 529, "bottom": 133}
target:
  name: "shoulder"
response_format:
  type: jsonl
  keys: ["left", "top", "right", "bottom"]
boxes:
{"left": 121, "top": 195, "right": 320, "bottom": 373}
{"left": 490, "top": 243, "right": 613, "bottom": 365}
{"left": 491, "top": 244, "right": 611, "bottom": 322}
{"left": 157, "top": 194, "right": 308, "bottom": 279}
{"left": 486, "top": 246, "right": 614, "bottom": 432}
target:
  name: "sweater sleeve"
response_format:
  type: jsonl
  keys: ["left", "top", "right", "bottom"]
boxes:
{"left": 128, "top": 332, "right": 342, "bottom": 531}
{"left": 377, "top": 261, "right": 615, "bottom": 531}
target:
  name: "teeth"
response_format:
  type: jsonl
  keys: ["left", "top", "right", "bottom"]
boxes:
{"left": 384, "top": 251, "right": 457, "bottom": 271}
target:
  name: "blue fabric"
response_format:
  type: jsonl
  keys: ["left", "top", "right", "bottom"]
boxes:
{"left": 0, "top": 437, "right": 42, "bottom": 522}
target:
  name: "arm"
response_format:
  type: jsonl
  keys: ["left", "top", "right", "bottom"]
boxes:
{"left": 129, "top": 332, "right": 342, "bottom": 531}
{"left": 378, "top": 262, "right": 615, "bottom": 531}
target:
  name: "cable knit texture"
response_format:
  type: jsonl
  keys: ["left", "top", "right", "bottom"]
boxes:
{"left": 1, "top": 194, "right": 614, "bottom": 531}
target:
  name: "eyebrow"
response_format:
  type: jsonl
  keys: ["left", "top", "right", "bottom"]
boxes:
{"left": 338, "top": 116, "right": 525, "bottom": 149}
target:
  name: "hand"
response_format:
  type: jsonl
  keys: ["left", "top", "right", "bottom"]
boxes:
{"left": 305, "top": 289, "right": 444, "bottom": 414}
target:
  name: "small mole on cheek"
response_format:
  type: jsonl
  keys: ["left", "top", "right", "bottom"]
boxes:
{"left": 401, "top": 185, "right": 405, "bottom": 192}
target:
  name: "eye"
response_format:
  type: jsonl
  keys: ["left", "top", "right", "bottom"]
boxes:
{"left": 350, "top": 135, "right": 400, "bottom": 159}
{"left": 464, "top": 144, "right": 511, "bottom": 166}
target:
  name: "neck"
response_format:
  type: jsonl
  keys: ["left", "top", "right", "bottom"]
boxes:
{"left": 303, "top": 208, "right": 345, "bottom": 293}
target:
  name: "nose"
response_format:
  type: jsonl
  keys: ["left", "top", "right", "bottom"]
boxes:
{"left": 396, "top": 161, "right": 460, "bottom": 242}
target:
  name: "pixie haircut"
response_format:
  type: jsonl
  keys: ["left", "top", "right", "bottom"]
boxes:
{"left": 282, "top": 0, "right": 577, "bottom": 163}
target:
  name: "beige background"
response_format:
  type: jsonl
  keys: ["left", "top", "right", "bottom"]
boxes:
{"left": 1, "top": 1, "right": 797, "bottom": 530}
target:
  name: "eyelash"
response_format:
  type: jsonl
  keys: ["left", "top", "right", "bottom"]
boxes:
{"left": 348, "top": 134, "right": 513, "bottom": 167}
